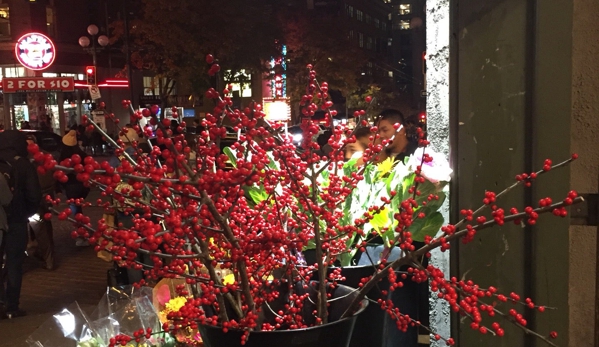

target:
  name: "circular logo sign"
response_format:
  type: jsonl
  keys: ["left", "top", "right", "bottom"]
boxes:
{"left": 15, "top": 32, "right": 56, "bottom": 70}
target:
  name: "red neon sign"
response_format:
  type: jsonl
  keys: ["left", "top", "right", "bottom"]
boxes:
{"left": 15, "top": 32, "right": 56, "bottom": 70}
{"left": 2, "top": 77, "right": 74, "bottom": 93}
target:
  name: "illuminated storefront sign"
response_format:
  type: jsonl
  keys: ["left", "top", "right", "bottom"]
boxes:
{"left": 263, "top": 98, "right": 291, "bottom": 122}
{"left": 270, "top": 45, "right": 287, "bottom": 99}
{"left": 15, "top": 32, "right": 56, "bottom": 70}
{"left": 2, "top": 77, "right": 74, "bottom": 93}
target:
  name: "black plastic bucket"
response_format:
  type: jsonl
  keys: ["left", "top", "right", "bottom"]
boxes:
{"left": 198, "top": 282, "right": 369, "bottom": 347}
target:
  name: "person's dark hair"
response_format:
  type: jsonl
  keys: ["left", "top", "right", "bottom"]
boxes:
{"left": 352, "top": 126, "right": 373, "bottom": 149}
{"left": 377, "top": 109, "right": 405, "bottom": 126}
{"left": 378, "top": 109, "right": 425, "bottom": 157}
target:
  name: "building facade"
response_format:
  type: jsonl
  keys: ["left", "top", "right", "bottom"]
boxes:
{"left": 342, "top": 0, "right": 394, "bottom": 88}
{"left": 390, "top": 0, "right": 426, "bottom": 110}
{"left": 0, "top": 0, "right": 129, "bottom": 135}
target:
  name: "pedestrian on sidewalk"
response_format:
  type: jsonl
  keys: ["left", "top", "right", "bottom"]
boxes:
{"left": 59, "top": 130, "right": 90, "bottom": 247}
{"left": 0, "top": 130, "right": 41, "bottom": 319}
{"left": 25, "top": 134, "right": 56, "bottom": 270}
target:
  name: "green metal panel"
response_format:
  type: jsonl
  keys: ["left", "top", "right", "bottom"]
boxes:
{"left": 450, "top": 0, "right": 572, "bottom": 346}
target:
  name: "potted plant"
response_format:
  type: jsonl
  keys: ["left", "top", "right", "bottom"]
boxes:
{"left": 31, "top": 57, "right": 582, "bottom": 347}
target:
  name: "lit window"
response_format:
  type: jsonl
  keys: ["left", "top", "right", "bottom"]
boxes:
{"left": 347, "top": 5, "right": 353, "bottom": 17}
{"left": 356, "top": 10, "right": 363, "bottom": 21}
{"left": 143, "top": 77, "right": 159, "bottom": 95}
{"left": 0, "top": 4, "right": 9, "bottom": 37}
{"left": 5, "top": 67, "right": 24, "bottom": 77}
{"left": 229, "top": 82, "right": 252, "bottom": 98}
{"left": 42, "top": 72, "right": 58, "bottom": 77}
{"left": 366, "top": 37, "right": 373, "bottom": 50}
{"left": 62, "top": 73, "right": 84, "bottom": 80}
{"left": 399, "top": 20, "right": 411, "bottom": 30}
{"left": 388, "top": 71, "right": 393, "bottom": 78}
{"left": 225, "top": 69, "right": 252, "bottom": 98}
{"left": 358, "top": 33, "right": 364, "bottom": 48}
{"left": 143, "top": 77, "right": 175, "bottom": 96}
{"left": 399, "top": 4, "right": 411, "bottom": 15}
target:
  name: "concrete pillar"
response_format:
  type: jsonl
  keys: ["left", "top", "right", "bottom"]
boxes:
{"left": 426, "top": 0, "right": 451, "bottom": 345}
{"left": 2, "top": 92, "right": 10, "bottom": 129}
{"left": 449, "top": 0, "right": 574, "bottom": 346}
{"left": 569, "top": 0, "right": 599, "bottom": 346}
{"left": 57, "top": 92, "right": 65, "bottom": 135}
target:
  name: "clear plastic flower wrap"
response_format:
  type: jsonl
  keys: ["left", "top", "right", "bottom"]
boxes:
{"left": 26, "top": 302, "right": 103, "bottom": 347}
{"left": 90, "top": 286, "right": 154, "bottom": 322}
{"left": 89, "top": 286, "right": 168, "bottom": 346}
{"left": 26, "top": 286, "right": 175, "bottom": 347}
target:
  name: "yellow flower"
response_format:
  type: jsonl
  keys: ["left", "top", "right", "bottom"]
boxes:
{"left": 165, "top": 296, "right": 187, "bottom": 313}
{"left": 222, "top": 273, "right": 272, "bottom": 286}
{"left": 223, "top": 273, "right": 236, "bottom": 285}
{"left": 376, "top": 157, "right": 396, "bottom": 178}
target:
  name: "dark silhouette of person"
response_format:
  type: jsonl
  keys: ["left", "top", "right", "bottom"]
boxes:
{"left": 0, "top": 130, "right": 42, "bottom": 318}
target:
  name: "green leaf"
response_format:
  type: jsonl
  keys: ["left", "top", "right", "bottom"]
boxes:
{"left": 380, "top": 226, "right": 396, "bottom": 248}
{"left": 320, "top": 168, "right": 330, "bottom": 187}
{"left": 414, "top": 180, "right": 437, "bottom": 205}
{"left": 247, "top": 185, "right": 268, "bottom": 204}
{"left": 364, "top": 163, "right": 376, "bottom": 185}
{"left": 337, "top": 252, "right": 353, "bottom": 267}
{"left": 223, "top": 147, "right": 237, "bottom": 168}
{"left": 343, "top": 158, "right": 359, "bottom": 177}
{"left": 341, "top": 193, "right": 353, "bottom": 225}
{"left": 384, "top": 170, "right": 396, "bottom": 195}
{"left": 370, "top": 207, "right": 390, "bottom": 232}
{"left": 401, "top": 173, "right": 416, "bottom": 202}
{"left": 409, "top": 210, "right": 445, "bottom": 242}
{"left": 422, "top": 191, "right": 446, "bottom": 212}
{"left": 265, "top": 151, "right": 277, "bottom": 169}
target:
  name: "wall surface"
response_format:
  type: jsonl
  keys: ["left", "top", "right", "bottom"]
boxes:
{"left": 450, "top": 1, "right": 573, "bottom": 346}
{"left": 426, "top": 0, "right": 451, "bottom": 345}
{"left": 569, "top": 0, "right": 599, "bottom": 345}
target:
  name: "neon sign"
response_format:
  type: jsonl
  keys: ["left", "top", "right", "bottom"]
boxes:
{"left": 270, "top": 44, "right": 287, "bottom": 99}
{"left": 15, "top": 32, "right": 56, "bottom": 70}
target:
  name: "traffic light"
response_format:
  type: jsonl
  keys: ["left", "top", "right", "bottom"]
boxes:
{"left": 85, "top": 66, "right": 96, "bottom": 85}
{"left": 418, "top": 112, "right": 426, "bottom": 125}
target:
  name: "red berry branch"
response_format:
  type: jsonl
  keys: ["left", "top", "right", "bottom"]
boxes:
{"left": 25, "top": 54, "right": 583, "bottom": 346}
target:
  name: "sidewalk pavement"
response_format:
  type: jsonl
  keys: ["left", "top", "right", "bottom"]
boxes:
{"left": 0, "top": 190, "right": 112, "bottom": 347}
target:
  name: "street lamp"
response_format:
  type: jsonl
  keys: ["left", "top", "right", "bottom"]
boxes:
{"left": 78, "top": 24, "right": 109, "bottom": 67}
